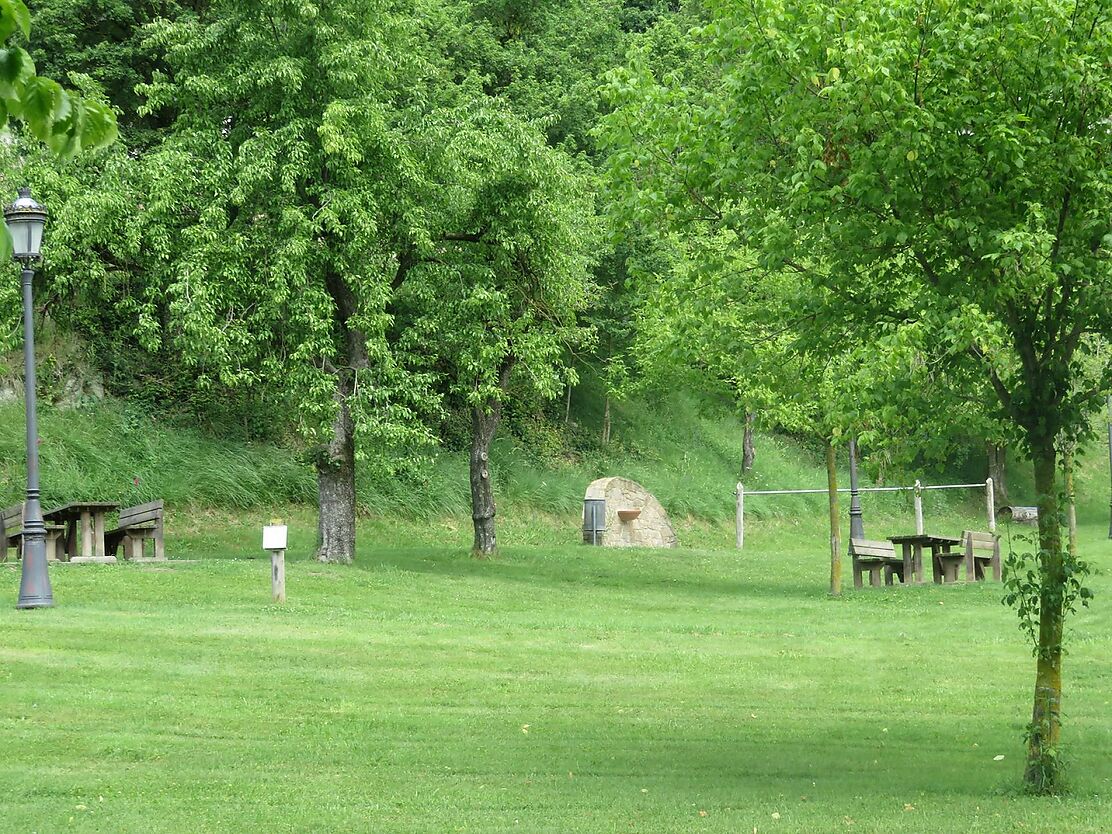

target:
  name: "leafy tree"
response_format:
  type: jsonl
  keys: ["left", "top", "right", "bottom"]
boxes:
{"left": 603, "top": 0, "right": 1112, "bottom": 790}
{"left": 404, "top": 106, "right": 598, "bottom": 555}
{"left": 128, "top": 0, "right": 455, "bottom": 562}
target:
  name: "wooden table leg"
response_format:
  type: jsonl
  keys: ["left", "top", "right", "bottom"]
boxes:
{"left": 66, "top": 520, "right": 77, "bottom": 560}
{"left": 901, "top": 543, "right": 914, "bottom": 584}
{"left": 94, "top": 512, "right": 106, "bottom": 559}
{"left": 80, "top": 511, "right": 93, "bottom": 560}
{"left": 913, "top": 543, "right": 925, "bottom": 583}
{"left": 931, "top": 545, "right": 943, "bottom": 584}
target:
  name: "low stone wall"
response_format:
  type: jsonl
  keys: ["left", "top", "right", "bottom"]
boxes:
{"left": 583, "top": 476, "right": 677, "bottom": 548}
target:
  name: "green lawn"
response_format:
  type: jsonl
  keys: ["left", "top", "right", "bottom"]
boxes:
{"left": 1, "top": 515, "right": 1110, "bottom": 833}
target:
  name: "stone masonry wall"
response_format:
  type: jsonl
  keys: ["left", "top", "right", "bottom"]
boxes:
{"left": 583, "top": 476, "right": 677, "bottom": 548}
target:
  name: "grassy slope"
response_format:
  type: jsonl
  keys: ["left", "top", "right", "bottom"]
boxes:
{"left": 8, "top": 385, "right": 1088, "bottom": 531}
{"left": 0, "top": 520, "right": 1110, "bottom": 833}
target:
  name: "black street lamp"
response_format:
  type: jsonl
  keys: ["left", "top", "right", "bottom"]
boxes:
{"left": 4, "top": 187, "right": 53, "bottom": 609}
{"left": 848, "top": 436, "right": 865, "bottom": 539}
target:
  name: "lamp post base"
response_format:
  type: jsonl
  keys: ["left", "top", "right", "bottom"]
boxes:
{"left": 16, "top": 534, "right": 54, "bottom": 609}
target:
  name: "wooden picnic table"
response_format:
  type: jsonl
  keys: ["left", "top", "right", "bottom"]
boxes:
{"left": 43, "top": 502, "right": 120, "bottom": 564}
{"left": 887, "top": 534, "right": 963, "bottom": 584}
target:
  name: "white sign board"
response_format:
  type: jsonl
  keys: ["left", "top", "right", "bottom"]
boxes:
{"left": 263, "top": 525, "right": 288, "bottom": 551}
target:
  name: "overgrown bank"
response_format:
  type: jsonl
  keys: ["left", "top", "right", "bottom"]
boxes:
{"left": 4, "top": 384, "right": 1107, "bottom": 535}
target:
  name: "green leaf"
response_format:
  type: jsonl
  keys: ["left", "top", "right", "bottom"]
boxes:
{"left": 0, "top": 46, "right": 32, "bottom": 96}
{"left": 0, "top": 224, "right": 10, "bottom": 263}
{"left": 0, "top": 0, "right": 32, "bottom": 42}
{"left": 19, "top": 74, "right": 63, "bottom": 141}
{"left": 80, "top": 99, "right": 118, "bottom": 151}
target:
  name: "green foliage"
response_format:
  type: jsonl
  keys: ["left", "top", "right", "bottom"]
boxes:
{"left": 404, "top": 104, "right": 599, "bottom": 414}
{"left": 601, "top": 0, "right": 1112, "bottom": 449}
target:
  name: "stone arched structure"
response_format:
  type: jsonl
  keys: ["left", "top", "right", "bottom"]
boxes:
{"left": 583, "top": 477, "right": 677, "bottom": 548}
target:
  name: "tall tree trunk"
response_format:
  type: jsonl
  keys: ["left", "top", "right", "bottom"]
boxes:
{"left": 316, "top": 379, "right": 356, "bottom": 563}
{"left": 564, "top": 383, "right": 572, "bottom": 425}
{"left": 826, "top": 439, "right": 841, "bottom": 596}
{"left": 1024, "top": 444, "right": 1066, "bottom": 793}
{"left": 601, "top": 395, "right": 611, "bottom": 444}
{"left": 469, "top": 362, "right": 512, "bottom": 558}
{"left": 987, "top": 442, "right": 1010, "bottom": 507}
{"left": 742, "top": 411, "right": 756, "bottom": 473}
{"left": 470, "top": 400, "right": 502, "bottom": 558}
{"left": 316, "top": 268, "right": 368, "bottom": 564}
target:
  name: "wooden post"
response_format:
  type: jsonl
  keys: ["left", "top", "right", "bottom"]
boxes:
{"left": 913, "top": 480, "right": 924, "bottom": 535}
{"left": 986, "top": 477, "right": 996, "bottom": 533}
{"left": 271, "top": 549, "right": 286, "bottom": 603}
{"left": 735, "top": 482, "right": 744, "bottom": 549}
{"left": 826, "top": 440, "right": 841, "bottom": 596}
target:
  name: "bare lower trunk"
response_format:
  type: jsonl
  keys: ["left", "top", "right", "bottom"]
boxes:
{"left": 316, "top": 386, "right": 356, "bottom": 564}
{"left": 564, "top": 383, "right": 572, "bottom": 425}
{"left": 317, "top": 267, "right": 365, "bottom": 565}
{"left": 742, "top": 411, "right": 756, "bottom": 473}
{"left": 1024, "top": 445, "right": 1065, "bottom": 793}
{"left": 470, "top": 402, "right": 502, "bottom": 558}
{"left": 988, "top": 442, "right": 1009, "bottom": 508}
{"left": 601, "top": 396, "right": 611, "bottom": 444}
{"left": 826, "top": 439, "right": 841, "bottom": 596}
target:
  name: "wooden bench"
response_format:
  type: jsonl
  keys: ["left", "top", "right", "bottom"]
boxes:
{"left": 850, "top": 538, "right": 909, "bottom": 588}
{"left": 960, "top": 530, "right": 1001, "bottom": 581}
{"left": 105, "top": 500, "right": 166, "bottom": 561}
{"left": 1, "top": 503, "right": 66, "bottom": 562}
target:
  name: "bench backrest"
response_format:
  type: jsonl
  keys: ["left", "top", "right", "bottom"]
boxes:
{"left": 850, "top": 538, "right": 895, "bottom": 558}
{"left": 119, "top": 499, "right": 164, "bottom": 529}
{"left": 962, "top": 530, "right": 998, "bottom": 557}
{"left": 1, "top": 503, "right": 22, "bottom": 539}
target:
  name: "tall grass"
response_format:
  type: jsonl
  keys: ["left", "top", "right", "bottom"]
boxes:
{"left": 0, "top": 401, "right": 315, "bottom": 509}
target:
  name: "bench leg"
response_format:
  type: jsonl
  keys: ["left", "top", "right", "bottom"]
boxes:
{"left": 46, "top": 530, "right": 60, "bottom": 562}
{"left": 153, "top": 529, "right": 165, "bottom": 561}
{"left": 868, "top": 565, "right": 882, "bottom": 587}
{"left": 853, "top": 563, "right": 864, "bottom": 590}
{"left": 931, "top": 549, "right": 943, "bottom": 584}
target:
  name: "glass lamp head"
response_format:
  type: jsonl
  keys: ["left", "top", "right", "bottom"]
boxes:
{"left": 3, "top": 187, "right": 48, "bottom": 262}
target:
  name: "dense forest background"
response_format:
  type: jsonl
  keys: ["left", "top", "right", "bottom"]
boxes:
{"left": 1, "top": 0, "right": 1109, "bottom": 551}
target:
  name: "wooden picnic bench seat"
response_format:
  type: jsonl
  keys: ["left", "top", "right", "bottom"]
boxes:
{"left": 960, "top": 530, "right": 1001, "bottom": 581}
{"left": 850, "top": 538, "right": 908, "bottom": 588}
{"left": 105, "top": 500, "right": 166, "bottom": 561}
{"left": 1, "top": 503, "right": 66, "bottom": 562}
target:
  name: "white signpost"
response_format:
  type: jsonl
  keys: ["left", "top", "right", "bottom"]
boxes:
{"left": 263, "top": 524, "right": 288, "bottom": 603}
